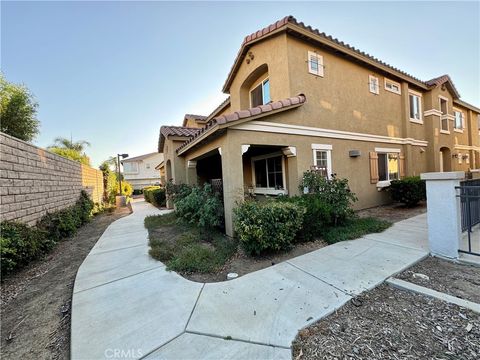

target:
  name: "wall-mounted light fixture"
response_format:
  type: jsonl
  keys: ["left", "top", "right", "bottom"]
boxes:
{"left": 349, "top": 150, "right": 361, "bottom": 157}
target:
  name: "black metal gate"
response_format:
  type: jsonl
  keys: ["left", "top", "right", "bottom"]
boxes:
{"left": 457, "top": 179, "right": 480, "bottom": 256}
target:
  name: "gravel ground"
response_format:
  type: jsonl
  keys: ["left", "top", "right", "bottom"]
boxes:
{"left": 397, "top": 256, "right": 480, "bottom": 304}
{"left": 0, "top": 207, "right": 131, "bottom": 360}
{"left": 293, "top": 284, "right": 480, "bottom": 360}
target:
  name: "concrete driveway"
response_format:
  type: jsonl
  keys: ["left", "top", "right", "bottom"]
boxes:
{"left": 71, "top": 200, "right": 428, "bottom": 359}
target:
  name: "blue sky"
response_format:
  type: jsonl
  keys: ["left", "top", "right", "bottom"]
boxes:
{"left": 2, "top": 1, "right": 479, "bottom": 167}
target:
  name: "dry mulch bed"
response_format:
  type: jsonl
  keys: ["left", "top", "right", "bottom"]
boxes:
{"left": 357, "top": 202, "right": 426, "bottom": 223}
{"left": 293, "top": 284, "right": 480, "bottom": 360}
{"left": 397, "top": 256, "right": 480, "bottom": 304}
{"left": 0, "top": 207, "right": 131, "bottom": 360}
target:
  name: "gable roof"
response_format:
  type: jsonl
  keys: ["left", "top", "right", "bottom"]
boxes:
{"left": 182, "top": 114, "right": 208, "bottom": 127}
{"left": 122, "top": 152, "right": 159, "bottom": 162}
{"left": 223, "top": 16, "right": 430, "bottom": 93}
{"left": 158, "top": 125, "right": 202, "bottom": 153}
{"left": 176, "top": 94, "right": 306, "bottom": 155}
{"left": 425, "top": 74, "right": 460, "bottom": 99}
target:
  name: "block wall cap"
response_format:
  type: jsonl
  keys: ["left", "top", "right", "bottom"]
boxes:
{"left": 420, "top": 171, "right": 465, "bottom": 180}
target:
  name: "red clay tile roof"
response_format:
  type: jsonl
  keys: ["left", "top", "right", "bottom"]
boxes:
{"left": 176, "top": 94, "right": 306, "bottom": 154}
{"left": 182, "top": 114, "right": 208, "bottom": 126}
{"left": 425, "top": 74, "right": 460, "bottom": 99}
{"left": 223, "top": 16, "right": 429, "bottom": 93}
{"left": 158, "top": 125, "right": 202, "bottom": 152}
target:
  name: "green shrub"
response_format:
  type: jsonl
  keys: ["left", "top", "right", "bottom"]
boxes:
{"left": 0, "top": 222, "right": 50, "bottom": 274}
{"left": 389, "top": 176, "right": 426, "bottom": 207}
{"left": 1, "top": 191, "right": 94, "bottom": 275}
{"left": 233, "top": 200, "right": 304, "bottom": 255}
{"left": 143, "top": 186, "right": 166, "bottom": 207}
{"left": 132, "top": 189, "right": 143, "bottom": 195}
{"left": 174, "top": 184, "right": 224, "bottom": 233}
{"left": 166, "top": 181, "right": 192, "bottom": 203}
{"left": 278, "top": 194, "right": 333, "bottom": 241}
{"left": 38, "top": 190, "right": 93, "bottom": 241}
{"left": 299, "top": 172, "right": 357, "bottom": 225}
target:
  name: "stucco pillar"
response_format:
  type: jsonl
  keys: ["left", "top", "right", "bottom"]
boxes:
{"left": 421, "top": 171, "right": 464, "bottom": 259}
{"left": 186, "top": 160, "right": 198, "bottom": 185}
{"left": 282, "top": 146, "right": 299, "bottom": 196}
{"left": 221, "top": 145, "right": 244, "bottom": 237}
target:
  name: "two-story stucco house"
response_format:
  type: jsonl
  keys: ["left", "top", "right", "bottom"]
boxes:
{"left": 122, "top": 152, "right": 164, "bottom": 190}
{"left": 157, "top": 16, "right": 480, "bottom": 237}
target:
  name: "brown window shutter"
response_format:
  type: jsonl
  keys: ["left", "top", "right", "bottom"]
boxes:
{"left": 399, "top": 153, "right": 406, "bottom": 178}
{"left": 369, "top": 152, "right": 379, "bottom": 184}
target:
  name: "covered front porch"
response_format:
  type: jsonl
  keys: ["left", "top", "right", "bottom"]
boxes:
{"left": 185, "top": 142, "right": 301, "bottom": 237}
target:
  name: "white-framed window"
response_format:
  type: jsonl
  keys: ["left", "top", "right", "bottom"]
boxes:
{"left": 369, "top": 75, "right": 379, "bottom": 94}
{"left": 250, "top": 77, "right": 270, "bottom": 108}
{"left": 453, "top": 109, "right": 464, "bottom": 131}
{"left": 311, "top": 144, "right": 332, "bottom": 179}
{"left": 384, "top": 78, "right": 401, "bottom": 94}
{"left": 440, "top": 116, "right": 449, "bottom": 133}
{"left": 409, "top": 91, "right": 422, "bottom": 122}
{"left": 439, "top": 96, "right": 448, "bottom": 115}
{"left": 251, "top": 152, "right": 286, "bottom": 195}
{"left": 307, "top": 51, "right": 324, "bottom": 77}
{"left": 123, "top": 162, "right": 139, "bottom": 174}
{"left": 375, "top": 148, "right": 400, "bottom": 185}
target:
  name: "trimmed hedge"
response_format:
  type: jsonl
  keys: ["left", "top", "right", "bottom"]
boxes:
{"left": 233, "top": 201, "right": 305, "bottom": 255}
{"left": 1, "top": 190, "right": 94, "bottom": 275}
{"left": 389, "top": 176, "right": 426, "bottom": 207}
{"left": 144, "top": 186, "right": 166, "bottom": 207}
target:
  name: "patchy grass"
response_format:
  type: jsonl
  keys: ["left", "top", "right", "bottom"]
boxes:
{"left": 323, "top": 217, "right": 392, "bottom": 244}
{"left": 145, "top": 213, "right": 237, "bottom": 274}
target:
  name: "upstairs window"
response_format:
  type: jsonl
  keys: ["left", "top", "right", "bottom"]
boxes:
{"left": 308, "top": 51, "right": 324, "bottom": 77}
{"left": 439, "top": 97, "right": 448, "bottom": 115}
{"left": 250, "top": 78, "right": 270, "bottom": 107}
{"left": 409, "top": 92, "right": 422, "bottom": 122}
{"left": 123, "top": 162, "right": 138, "bottom": 173}
{"left": 369, "top": 75, "right": 379, "bottom": 94}
{"left": 384, "top": 79, "right": 401, "bottom": 94}
{"left": 441, "top": 117, "right": 449, "bottom": 132}
{"left": 454, "top": 110, "right": 464, "bottom": 130}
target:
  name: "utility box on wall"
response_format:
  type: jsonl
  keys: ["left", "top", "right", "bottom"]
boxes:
{"left": 349, "top": 150, "right": 361, "bottom": 158}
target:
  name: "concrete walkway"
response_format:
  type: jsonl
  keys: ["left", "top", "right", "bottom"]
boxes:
{"left": 71, "top": 200, "right": 429, "bottom": 360}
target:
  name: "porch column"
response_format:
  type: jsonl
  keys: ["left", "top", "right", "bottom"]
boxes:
{"left": 186, "top": 160, "right": 198, "bottom": 185}
{"left": 221, "top": 145, "right": 244, "bottom": 237}
{"left": 421, "top": 171, "right": 464, "bottom": 259}
{"left": 282, "top": 146, "right": 299, "bottom": 196}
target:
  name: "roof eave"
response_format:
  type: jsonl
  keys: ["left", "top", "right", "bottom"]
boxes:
{"left": 176, "top": 102, "right": 304, "bottom": 156}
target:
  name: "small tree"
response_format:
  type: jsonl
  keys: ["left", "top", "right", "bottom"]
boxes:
{"left": 0, "top": 74, "right": 40, "bottom": 141}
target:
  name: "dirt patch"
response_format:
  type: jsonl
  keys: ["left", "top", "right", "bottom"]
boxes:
{"left": 186, "top": 239, "right": 328, "bottom": 283}
{"left": 293, "top": 284, "right": 480, "bottom": 360}
{"left": 357, "top": 202, "right": 426, "bottom": 223}
{"left": 0, "top": 207, "right": 131, "bottom": 360}
{"left": 397, "top": 256, "right": 480, "bottom": 304}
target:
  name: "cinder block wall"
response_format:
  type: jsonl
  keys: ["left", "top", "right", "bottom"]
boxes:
{"left": 0, "top": 132, "right": 104, "bottom": 226}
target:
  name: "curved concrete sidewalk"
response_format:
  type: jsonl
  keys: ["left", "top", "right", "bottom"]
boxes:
{"left": 71, "top": 200, "right": 429, "bottom": 360}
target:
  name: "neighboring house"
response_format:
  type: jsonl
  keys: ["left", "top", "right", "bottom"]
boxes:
{"left": 122, "top": 152, "right": 164, "bottom": 190}
{"left": 158, "top": 16, "right": 480, "bottom": 237}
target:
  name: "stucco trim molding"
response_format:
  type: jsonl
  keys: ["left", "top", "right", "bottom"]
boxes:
{"left": 231, "top": 121, "right": 429, "bottom": 147}
{"left": 454, "top": 144, "right": 480, "bottom": 151}
{"left": 424, "top": 109, "right": 442, "bottom": 117}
